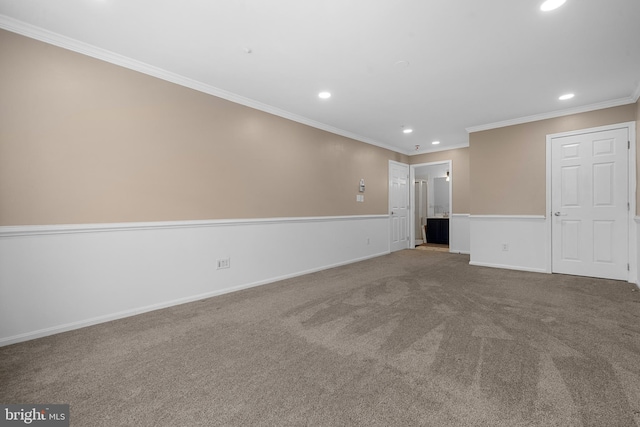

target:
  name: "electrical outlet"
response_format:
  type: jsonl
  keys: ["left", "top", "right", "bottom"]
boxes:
{"left": 217, "top": 258, "right": 230, "bottom": 269}
{"left": 501, "top": 243, "right": 509, "bottom": 252}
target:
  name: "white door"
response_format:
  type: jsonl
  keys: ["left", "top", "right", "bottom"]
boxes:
{"left": 551, "top": 127, "right": 629, "bottom": 280}
{"left": 389, "top": 161, "right": 410, "bottom": 252}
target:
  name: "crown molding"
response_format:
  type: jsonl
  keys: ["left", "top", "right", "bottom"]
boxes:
{"left": 409, "top": 141, "right": 470, "bottom": 156}
{"left": 466, "top": 96, "right": 637, "bottom": 134}
{"left": 0, "top": 15, "right": 404, "bottom": 155}
{"left": 633, "top": 80, "right": 640, "bottom": 103}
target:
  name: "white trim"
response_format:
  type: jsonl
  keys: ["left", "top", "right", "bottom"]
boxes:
{"left": 0, "top": 215, "right": 388, "bottom": 238}
{"left": 409, "top": 141, "right": 470, "bottom": 156}
{"left": 545, "top": 131, "right": 554, "bottom": 274}
{"left": 633, "top": 81, "right": 640, "bottom": 103}
{"left": 466, "top": 97, "right": 637, "bottom": 134}
{"left": 469, "top": 215, "right": 546, "bottom": 220}
{"left": 630, "top": 123, "right": 638, "bottom": 284}
{"left": 389, "top": 160, "right": 410, "bottom": 168}
{"left": 1, "top": 251, "right": 385, "bottom": 347}
{"left": 545, "top": 121, "right": 637, "bottom": 283}
{"left": 0, "top": 15, "right": 403, "bottom": 156}
{"left": 451, "top": 213, "right": 471, "bottom": 217}
{"left": 469, "top": 261, "right": 547, "bottom": 274}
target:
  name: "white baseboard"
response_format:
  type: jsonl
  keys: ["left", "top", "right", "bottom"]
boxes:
{"left": 469, "top": 261, "right": 547, "bottom": 274}
{"left": 0, "top": 216, "right": 389, "bottom": 346}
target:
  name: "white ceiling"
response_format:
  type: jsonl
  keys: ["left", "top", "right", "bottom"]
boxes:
{"left": 1, "top": 0, "right": 639, "bottom": 155}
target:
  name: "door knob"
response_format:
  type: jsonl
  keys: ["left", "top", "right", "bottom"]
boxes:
{"left": 554, "top": 212, "right": 567, "bottom": 216}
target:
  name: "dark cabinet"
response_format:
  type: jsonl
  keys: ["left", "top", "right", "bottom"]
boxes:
{"left": 426, "top": 218, "right": 449, "bottom": 245}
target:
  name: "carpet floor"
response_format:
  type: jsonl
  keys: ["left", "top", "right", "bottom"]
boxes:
{"left": 1, "top": 250, "right": 640, "bottom": 426}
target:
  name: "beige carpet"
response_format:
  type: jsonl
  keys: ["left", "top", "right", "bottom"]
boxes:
{"left": 2, "top": 250, "right": 640, "bottom": 426}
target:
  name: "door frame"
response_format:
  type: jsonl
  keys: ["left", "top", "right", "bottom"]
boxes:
{"left": 545, "top": 121, "right": 637, "bottom": 283}
{"left": 410, "top": 160, "right": 453, "bottom": 250}
{"left": 413, "top": 179, "right": 428, "bottom": 245}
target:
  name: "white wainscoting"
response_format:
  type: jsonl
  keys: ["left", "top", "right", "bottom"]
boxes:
{"left": 469, "top": 215, "right": 547, "bottom": 273}
{"left": 449, "top": 214, "right": 470, "bottom": 254}
{"left": 0, "top": 215, "right": 389, "bottom": 346}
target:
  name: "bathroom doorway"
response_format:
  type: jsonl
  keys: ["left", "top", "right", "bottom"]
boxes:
{"left": 410, "top": 161, "right": 451, "bottom": 251}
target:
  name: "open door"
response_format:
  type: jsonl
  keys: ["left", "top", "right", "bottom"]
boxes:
{"left": 389, "top": 161, "right": 410, "bottom": 252}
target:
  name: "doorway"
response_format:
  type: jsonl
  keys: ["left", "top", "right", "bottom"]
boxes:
{"left": 410, "top": 161, "right": 452, "bottom": 252}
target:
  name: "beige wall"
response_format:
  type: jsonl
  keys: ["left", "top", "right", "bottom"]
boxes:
{"left": 469, "top": 104, "right": 637, "bottom": 215}
{"left": 2, "top": 29, "right": 636, "bottom": 225}
{"left": 410, "top": 147, "right": 470, "bottom": 214}
{"left": 0, "top": 30, "right": 408, "bottom": 226}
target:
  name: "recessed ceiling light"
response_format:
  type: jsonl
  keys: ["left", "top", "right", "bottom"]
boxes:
{"left": 559, "top": 93, "right": 575, "bottom": 100}
{"left": 318, "top": 91, "right": 331, "bottom": 99}
{"left": 540, "top": 0, "right": 566, "bottom": 12}
{"left": 403, "top": 128, "right": 413, "bottom": 134}
{"left": 432, "top": 141, "right": 440, "bottom": 145}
